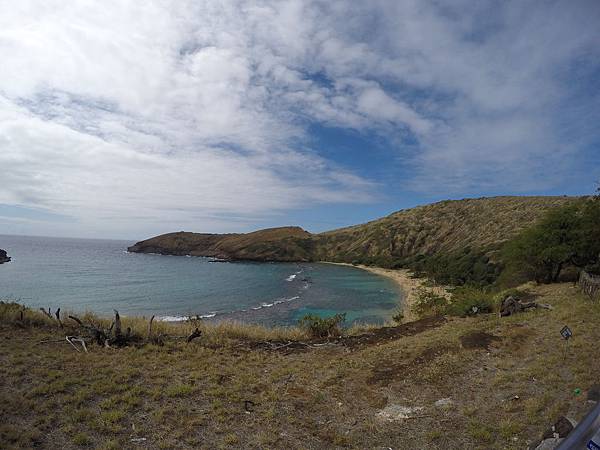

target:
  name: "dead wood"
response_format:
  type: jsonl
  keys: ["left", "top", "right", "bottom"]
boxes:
{"left": 68, "top": 314, "right": 109, "bottom": 346}
{"left": 66, "top": 336, "right": 88, "bottom": 353}
{"left": 55, "top": 308, "right": 63, "bottom": 328}
{"left": 187, "top": 327, "right": 202, "bottom": 343}
{"left": 114, "top": 309, "right": 122, "bottom": 338}
{"left": 148, "top": 315, "right": 155, "bottom": 338}
{"left": 39, "top": 307, "right": 53, "bottom": 320}
{"left": 500, "top": 295, "right": 553, "bottom": 317}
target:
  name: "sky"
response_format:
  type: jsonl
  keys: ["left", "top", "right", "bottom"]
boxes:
{"left": 0, "top": 0, "right": 599, "bottom": 240}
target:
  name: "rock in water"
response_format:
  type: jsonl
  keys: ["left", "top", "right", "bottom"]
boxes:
{"left": 0, "top": 249, "right": 10, "bottom": 264}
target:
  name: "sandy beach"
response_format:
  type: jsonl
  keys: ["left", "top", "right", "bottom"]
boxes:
{"left": 321, "top": 262, "right": 449, "bottom": 322}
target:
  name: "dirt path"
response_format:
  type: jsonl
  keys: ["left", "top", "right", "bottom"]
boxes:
{"left": 247, "top": 315, "right": 447, "bottom": 351}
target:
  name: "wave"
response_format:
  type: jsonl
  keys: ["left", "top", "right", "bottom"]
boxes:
{"left": 250, "top": 295, "right": 300, "bottom": 311}
{"left": 157, "top": 312, "right": 217, "bottom": 322}
{"left": 286, "top": 269, "right": 303, "bottom": 281}
{"left": 157, "top": 294, "right": 301, "bottom": 321}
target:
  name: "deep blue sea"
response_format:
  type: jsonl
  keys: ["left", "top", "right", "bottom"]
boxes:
{"left": 0, "top": 235, "right": 401, "bottom": 326}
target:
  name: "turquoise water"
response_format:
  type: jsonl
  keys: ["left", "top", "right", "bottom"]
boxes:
{"left": 0, "top": 235, "right": 401, "bottom": 326}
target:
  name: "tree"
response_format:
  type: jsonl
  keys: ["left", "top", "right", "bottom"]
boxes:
{"left": 503, "top": 198, "right": 600, "bottom": 283}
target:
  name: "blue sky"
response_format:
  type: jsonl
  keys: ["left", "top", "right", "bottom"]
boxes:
{"left": 0, "top": 0, "right": 599, "bottom": 240}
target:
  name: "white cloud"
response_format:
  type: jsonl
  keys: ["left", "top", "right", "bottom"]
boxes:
{"left": 0, "top": 0, "right": 598, "bottom": 237}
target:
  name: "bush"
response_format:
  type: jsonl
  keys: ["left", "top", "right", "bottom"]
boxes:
{"left": 445, "top": 286, "right": 494, "bottom": 317}
{"left": 412, "top": 288, "right": 448, "bottom": 319}
{"left": 298, "top": 313, "right": 346, "bottom": 338}
{"left": 391, "top": 308, "right": 404, "bottom": 324}
{"left": 401, "top": 248, "right": 500, "bottom": 286}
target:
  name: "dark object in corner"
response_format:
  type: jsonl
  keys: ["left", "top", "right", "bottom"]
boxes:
{"left": 0, "top": 249, "right": 11, "bottom": 264}
{"left": 542, "top": 416, "right": 574, "bottom": 440}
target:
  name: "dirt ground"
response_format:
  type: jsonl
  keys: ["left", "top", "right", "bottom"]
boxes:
{"left": 1, "top": 283, "right": 599, "bottom": 449}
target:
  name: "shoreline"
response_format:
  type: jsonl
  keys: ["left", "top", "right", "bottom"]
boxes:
{"left": 320, "top": 262, "right": 449, "bottom": 323}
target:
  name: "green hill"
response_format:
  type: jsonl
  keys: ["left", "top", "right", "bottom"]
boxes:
{"left": 128, "top": 196, "right": 577, "bottom": 266}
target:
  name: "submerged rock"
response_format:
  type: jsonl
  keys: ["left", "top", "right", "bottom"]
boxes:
{"left": 0, "top": 249, "right": 10, "bottom": 264}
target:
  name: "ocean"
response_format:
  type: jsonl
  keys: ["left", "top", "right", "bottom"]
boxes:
{"left": 0, "top": 234, "right": 401, "bottom": 326}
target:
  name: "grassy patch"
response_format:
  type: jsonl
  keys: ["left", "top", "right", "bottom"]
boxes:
{"left": 1, "top": 283, "right": 600, "bottom": 448}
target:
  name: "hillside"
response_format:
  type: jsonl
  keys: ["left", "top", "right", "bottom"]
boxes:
{"left": 313, "top": 196, "right": 576, "bottom": 265}
{"left": 2, "top": 283, "right": 599, "bottom": 448}
{"left": 129, "top": 196, "right": 576, "bottom": 264}
{"left": 127, "top": 226, "right": 314, "bottom": 262}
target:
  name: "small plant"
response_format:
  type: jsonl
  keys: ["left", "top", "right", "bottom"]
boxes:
{"left": 72, "top": 432, "right": 92, "bottom": 447}
{"left": 412, "top": 288, "right": 447, "bottom": 318}
{"left": 391, "top": 308, "right": 404, "bottom": 324}
{"left": 298, "top": 313, "right": 346, "bottom": 338}
{"left": 446, "top": 286, "right": 494, "bottom": 316}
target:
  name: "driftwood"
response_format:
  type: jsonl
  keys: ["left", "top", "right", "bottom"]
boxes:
{"left": 114, "top": 310, "right": 122, "bottom": 337}
{"left": 68, "top": 314, "right": 108, "bottom": 345}
{"left": 68, "top": 310, "right": 138, "bottom": 347}
{"left": 55, "top": 308, "right": 63, "bottom": 328}
{"left": 147, "top": 315, "right": 155, "bottom": 338}
{"left": 39, "top": 307, "right": 53, "bottom": 320}
{"left": 500, "top": 295, "right": 553, "bottom": 317}
{"left": 39, "top": 307, "right": 63, "bottom": 327}
{"left": 187, "top": 327, "right": 202, "bottom": 343}
{"left": 66, "top": 336, "right": 88, "bottom": 353}
{"left": 579, "top": 271, "right": 600, "bottom": 300}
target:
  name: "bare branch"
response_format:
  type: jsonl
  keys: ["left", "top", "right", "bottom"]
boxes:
{"left": 148, "top": 315, "right": 155, "bottom": 338}
{"left": 186, "top": 327, "right": 202, "bottom": 343}
{"left": 114, "top": 310, "right": 122, "bottom": 337}
{"left": 68, "top": 315, "right": 84, "bottom": 326}
{"left": 55, "top": 308, "right": 63, "bottom": 328}
{"left": 39, "top": 308, "right": 53, "bottom": 319}
{"left": 66, "top": 336, "right": 81, "bottom": 352}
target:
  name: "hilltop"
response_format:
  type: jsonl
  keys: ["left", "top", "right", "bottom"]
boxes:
{"left": 128, "top": 226, "right": 314, "bottom": 262}
{"left": 128, "top": 196, "right": 576, "bottom": 266}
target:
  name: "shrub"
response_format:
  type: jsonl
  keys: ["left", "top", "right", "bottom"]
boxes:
{"left": 445, "top": 286, "right": 494, "bottom": 317}
{"left": 412, "top": 288, "right": 448, "bottom": 318}
{"left": 299, "top": 313, "right": 346, "bottom": 338}
{"left": 401, "top": 248, "right": 500, "bottom": 286}
{"left": 391, "top": 308, "right": 404, "bottom": 324}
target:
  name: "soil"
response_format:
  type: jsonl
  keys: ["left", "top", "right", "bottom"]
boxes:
{"left": 459, "top": 330, "right": 500, "bottom": 350}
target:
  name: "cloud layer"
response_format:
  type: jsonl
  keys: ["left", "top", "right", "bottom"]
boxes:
{"left": 1, "top": 0, "right": 598, "bottom": 237}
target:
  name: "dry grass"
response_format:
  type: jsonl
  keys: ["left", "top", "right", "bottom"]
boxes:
{"left": 0, "top": 301, "right": 311, "bottom": 344}
{"left": 2, "top": 283, "right": 600, "bottom": 449}
{"left": 315, "top": 195, "right": 576, "bottom": 261}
